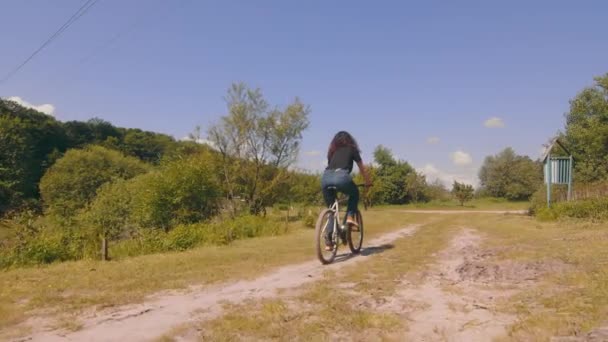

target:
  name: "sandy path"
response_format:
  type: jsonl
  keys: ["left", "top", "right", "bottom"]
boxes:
{"left": 23, "top": 225, "right": 420, "bottom": 342}
{"left": 398, "top": 229, "right": 515, "bottom": 341}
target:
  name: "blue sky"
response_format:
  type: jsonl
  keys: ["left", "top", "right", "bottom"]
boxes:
{"left": 1, "top": 0, "right": 607, "bottom": 185}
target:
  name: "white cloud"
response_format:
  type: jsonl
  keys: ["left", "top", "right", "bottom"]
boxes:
{"left": 418, "top": 163, "right": 478, "bottom": 188}
{"left": 484, "top": 117, "right": 505, "bottom": 128}
{"left": 6, "top": 96, "right": 55, "bottom": 116}
{"left": 450, "top": 150, "right": 472, "bottom": 166}
{"left": 180, "top": 136, "right": 217, "bottom": 149}
{"left": 426, "top": 136, "right": 440, "bottom": 144}
{"left": 304, "top": 150, "right": 321, "bottom": 157}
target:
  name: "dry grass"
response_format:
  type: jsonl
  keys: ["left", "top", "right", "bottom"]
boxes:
{"left": 0, "top": 209, "right": 420, "bottom": 338}
{"left": 471, "top": 216, "right": 608, "bottom": 341}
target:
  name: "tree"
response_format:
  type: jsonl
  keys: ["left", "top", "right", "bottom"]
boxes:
{"left": 563, "top": 73, "right": 608, "bottom": 182}
{"left": 425, "top": 179, "right": 450, "bottom": 201}
{"left": 404, "top": 172, "right": 428, "bottom": 203}
{"left": 80, "top": 179, "right": 134, "bottom": 241}
{"left": 478, "top": 147, "right": 542, "bottom": 200}
{"left": 115, "top": 129, "right": 176, "bottom": 163}
{"left": 39, "top": 146, "right": 150, "bottom": 219}
{"left": 373, "top": 145, "right": 418, "bottom": 204}
{"left": 0, "top": 99, "right": 68, "bottom": 212}
{"left": 208, "top": 83, "right": 310, "bottom": 215}
{"left": 452, "top": 181, "right": 474, "bottom": 206}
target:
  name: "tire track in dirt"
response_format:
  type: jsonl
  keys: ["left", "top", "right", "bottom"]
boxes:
{"left": 22, "top": 225, "right": 420, "bottom": 342}
{"left": 397, "top": 229, "right": 515, "bottom": 341}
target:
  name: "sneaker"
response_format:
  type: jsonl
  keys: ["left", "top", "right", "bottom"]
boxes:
{"left": 346, "top": 214, "right": 359, "bottom": 229}
{"left": 324, "top": 244, "right": 334, "bottom": 251}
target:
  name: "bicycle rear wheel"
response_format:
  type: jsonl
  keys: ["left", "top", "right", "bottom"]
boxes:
{"left": 347, "top": 210, "right": 364, "bottom": 254}
{"left": 315, "top": 208, "right": 338, "bottom": 264}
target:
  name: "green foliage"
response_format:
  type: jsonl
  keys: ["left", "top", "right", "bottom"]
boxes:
{"left": 1, "top": 211, "right": 285, "bottom": 267}
{"left": 208, "top": 82, "right": 310, "bottom": 215}
{"left": 452, "top": 181, "right": 474, "bottom": 206}
{"left": 39, "top": 146, "right": 149, "bottom": 219}
{"left": 528, "top": 185, "right": 568, "bottom": 215}
{"left": 109, "top": 215, "right": 283, "bottom": 259}
{"left": 130, "top": 153, "right": 221, "bottom": 230}
{"left": 0, "top": 100, "right": 68, "bottom": 212}
{"left": 79, "top": 151, "right": 221, "bottom": 240}
{"left": 563, "top": 73, "right": 608, "bottom": 182}
{"left": 373, "top": 145, "right": 418, "bottom": 204}
{"left": 79, "top": 179, "right": 134, "bottom": 240}
{"left": 280, "top": 171, "right": 322, "bottom": 206}
{"left": 425, "top": 179, "right": 451, "bottom": 202}
{"left": 0, "top": 99, "right": 186, "bottom": 215}
{"left": 536, "top": 197, "right": 608, "bottom": 221}
{"left": 0, "top": 218, "right": 98, "bottom": 268}
{"left": 478, "top": 147, "right": 542, "bottom": 200}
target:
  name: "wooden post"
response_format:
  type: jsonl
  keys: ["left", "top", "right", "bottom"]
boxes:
{"left": 546, "top": 154, "right": 552, "bottom": 208}
{"left": 567, "top": 155, "right": 573, "bottom": 201}
{"left": 101, "top": 237, "right": 108, "bottom": 261}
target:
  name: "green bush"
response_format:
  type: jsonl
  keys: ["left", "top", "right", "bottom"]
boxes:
{"left": 164, "top": 224, "right": 208, "bottom": 251}
{"left": 529, "top": 185, "right": 569, "bottom": 215}
{"left": 129, "top": 153, "right": 221, "bottom": 230}
{"left": 109, "top": 215, "right": 283, "bottom": 260}
{"left": 39, "top": 145, "right": 149, "bottom": 219}
{"left": 535, "top": 197, "right": 608, "bottom": 221}
{"left": 109, "top": 229, "right": 166, "bottom": 258}
{"left": 1, "top": 223, "right": 98, "bottom": 268}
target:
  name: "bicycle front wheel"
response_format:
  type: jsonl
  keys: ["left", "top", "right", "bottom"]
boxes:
{"left": 315, "top": 208, "right": 338, "bottom": 264}
{"left": 347, "top": 210, "right": 364, "bottom": 254}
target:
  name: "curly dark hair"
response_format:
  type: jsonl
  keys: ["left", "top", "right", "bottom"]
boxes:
{"left": 327, "top": 131, "right": 360, "bottom": 161}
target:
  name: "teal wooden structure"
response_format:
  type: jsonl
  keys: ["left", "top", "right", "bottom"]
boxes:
{"left": 542, "top": 138, "right": 573, "bottom": 207}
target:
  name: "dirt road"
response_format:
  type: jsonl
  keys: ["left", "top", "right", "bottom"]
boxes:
{"left": 24, "top": 227, "right": 420, "bottom": 342}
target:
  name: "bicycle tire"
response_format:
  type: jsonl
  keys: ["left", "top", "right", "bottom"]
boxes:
{"left": 315, "top": 208, "right": 338, "bottom": 264}
{"left": 347, "top": 210, "right": 364, "bottom": 254}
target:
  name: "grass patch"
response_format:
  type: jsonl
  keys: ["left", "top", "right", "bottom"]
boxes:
{"left": 198, "top": 291, "right": 403, "bottom": 341}
{"left": 535, "top": 197, "right": 608, "bottom": 221}
{"left": 0, "top": 209, "right": 420, "bottom": 338}
{"left": 401, "top": 197, "right": 529, "bottom": 211}
{"left": 465, "top": 215, "right": 608, "bottom": 341}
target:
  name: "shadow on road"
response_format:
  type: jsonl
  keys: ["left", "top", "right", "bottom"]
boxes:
{"left": 332, "top": 243, "right": 395, "bottom": 264}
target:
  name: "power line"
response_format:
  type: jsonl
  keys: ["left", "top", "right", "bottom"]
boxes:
{"left": 0, "top": 0, "right": 100, "bottom": 85}
{"left": 37, "top": 0, "right": 194, "bottom": 92}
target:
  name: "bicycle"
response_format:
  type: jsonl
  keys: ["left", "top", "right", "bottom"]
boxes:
{"left": 315, "top": 184, "right": 367, "bottom": 265}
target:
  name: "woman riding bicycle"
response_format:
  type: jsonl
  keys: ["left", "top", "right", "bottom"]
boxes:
{"left": 321, "top": 131, "right": 371, "bottom": 250}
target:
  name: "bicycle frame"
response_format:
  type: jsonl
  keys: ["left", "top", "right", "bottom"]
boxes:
{"left": 326, "top": 196, "right": 348, "bottom": 246}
